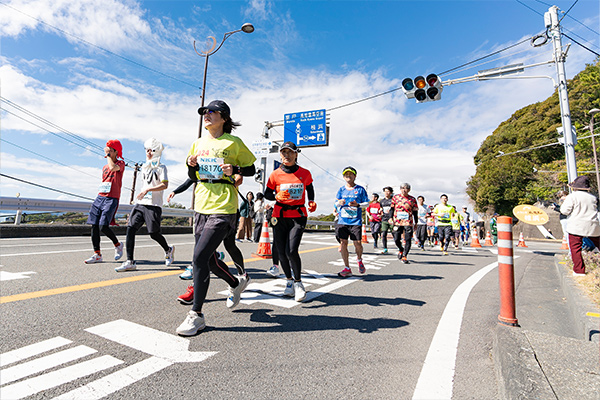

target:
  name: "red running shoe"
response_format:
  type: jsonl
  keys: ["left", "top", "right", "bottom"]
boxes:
{"left": 178, "top": 285, "right": 194, "bottom": 305}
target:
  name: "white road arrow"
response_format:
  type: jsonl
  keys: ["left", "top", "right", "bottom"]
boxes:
{"left": 85, "top": 319, "right": 217, "bottom": 363}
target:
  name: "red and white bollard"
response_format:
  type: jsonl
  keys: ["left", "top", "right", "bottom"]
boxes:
{"left": 497, "top": 216, "right": 519, "bottom": 326}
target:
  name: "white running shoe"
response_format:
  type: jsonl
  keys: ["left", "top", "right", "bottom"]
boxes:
{"left": 238, "top": 273, "right": 251, "bottom": 292}
{"left": 114, "top": 242, "right": 124, "bottom": 260}
{"left": 179, "top": 265, "right": 193, "bottom": 280}
{"left": 115, "top": 260, "right": 137, "bottom": 272}
{"left": 294, "top": 281, "right": 306, "bottom": 302}
{"left": 176, "top": 311, "right": 205, "bottom": 336}
{"left": 84, "top": 253, "right": 102, "bottom": 264}
{"left": 165, "top": 246, "right": 175, "bottom": 266}
{"left": 226, "top": 278, "right": 244, "bottom": 309}
{"left": 267, "top": 265, "right": 280, "bottom": 277}
{"left": 283, "top": 280, "right": 294, "bottom": 297}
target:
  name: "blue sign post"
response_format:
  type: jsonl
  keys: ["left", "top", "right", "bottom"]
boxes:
{"left": 283, "top": 109, "right": 328, "bottom": 148}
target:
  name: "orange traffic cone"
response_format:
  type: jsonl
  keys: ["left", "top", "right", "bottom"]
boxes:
{"left": 484, "top": 231, "right": 494, "bottom": 246}
{"left": 361, "top": 224, "right": 369, "bottom": 243}
{"left": 516, "top": 232, "right": 528, "bottom": 248}
{"left": 470, "top": 227, "right": 482, "bottom": 248}
{"left": 252, "top": 220, "right": 272, "bottom": 259}
{"left": 560, "top": 235, "right": 569, "bottom": 250}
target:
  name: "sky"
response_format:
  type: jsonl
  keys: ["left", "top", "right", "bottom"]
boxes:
{"left": 1, "top": 0, "right": 599, "bottom": 219}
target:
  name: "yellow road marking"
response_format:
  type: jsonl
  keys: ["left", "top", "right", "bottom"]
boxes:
{"left": 586, "top": 312, "right": 600, "bottom": 318}
{"left": 0, "top": 245, "right": 339, "bottom": 304}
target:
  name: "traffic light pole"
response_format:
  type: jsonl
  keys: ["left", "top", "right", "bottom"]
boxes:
{"left": 548, "top": 5, "right": 578, "bottom": 185}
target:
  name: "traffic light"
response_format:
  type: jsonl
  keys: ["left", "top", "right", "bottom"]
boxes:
{"left": 401, "top": 74, "right": 443, "bottom": 103}
{"left": 254, "top": 168, "right": 264, "bottom": 184}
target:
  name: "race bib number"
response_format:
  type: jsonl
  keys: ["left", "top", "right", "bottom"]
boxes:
{"left": 370, "top": 209, "right": 379, "bottom": 217}
{"left": 442, "top": 212, "right": 450, "bottom": 219}
{"left": 396, "top": 211, "right": 410, "bottom": 220}
{"left": 98, "top": 182, "right": 112, "bottom": 193}
{"left": 383, "top": 206, "right": 391, "bottom": 214}
{"left": 143, "top": 191, "right": 153, "bottom": 201}
{"left": 341, "top": 206, "right": 358, "bottom": 219}
{"left": 280, "top": 183, "right": 304, "bottom": 200}
{"left": 196, "top": 157, "right": 224, "bottom": 180}
{"left": 418, "top": 212, "right": 427, "bottom": 218}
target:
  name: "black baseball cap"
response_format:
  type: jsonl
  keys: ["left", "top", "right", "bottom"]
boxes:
{"left": 280, "top": 141, "right": 300, "bottom": 152}
{"left": 198, "top": 100, "right": 230, "bottom": 116}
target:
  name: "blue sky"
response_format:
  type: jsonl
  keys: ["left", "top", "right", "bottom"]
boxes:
{"left": 1, "top": 0, "right": 598, "bottom": 216}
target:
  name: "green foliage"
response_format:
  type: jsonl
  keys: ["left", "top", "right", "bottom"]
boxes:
{"left": 467, "top": 59, "right": 600, "bottom": 215}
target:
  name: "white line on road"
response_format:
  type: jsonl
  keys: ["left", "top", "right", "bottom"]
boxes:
{"left": 412, "top": 259, "right": 510, "bottom": 400}
{"left": 53, "top": 356, "right": 173, "bottom": 400}
{"left": 0, "top": 242, "right": 195, "bottom": 257}
{"left": 0, "top": 337, "right": 72, "bottom": 367}
{"left": 0, "top": 355, "right": 123, "bottom": 400}
{"left": 1, "top": 345, "right": 97, "bottom": 385}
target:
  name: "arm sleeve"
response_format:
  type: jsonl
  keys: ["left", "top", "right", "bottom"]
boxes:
{"left": 560, "top": 196, "right": 574, "bottom": 216}
{"left": 264, "top": 186, "right": 276, "bottom": 201}
{"left": 239, "top": 164, "right": 255, "bottom": 177}
{"left": 187, "top": 164, "right": 199, "bottom": 182}
{"left": 306, "top": 183, "right": 315, "bottom": 202}
{"left": 173, "top": 178, "right": 195, "bottom": 195}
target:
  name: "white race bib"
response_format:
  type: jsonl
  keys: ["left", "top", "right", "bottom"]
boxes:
{"left": 98, "top": 182, "right": 112, "bottom": 193}
{"left": 197, "top": 157, "right": 224, "bottom": 180}
{"left": 143, "top": 191, "right": 153, "bottom": 201}
{"left": 341, "top": 206, "right": 358, "bottom": 219}
{"left": 280, "top": 183, "right": 304, "bottom": 200}
{"left": 396, "top": 211, "right": 410, "bottom": 220}
{"left": 383, "top": 206, "right": 391, "bottom": 214}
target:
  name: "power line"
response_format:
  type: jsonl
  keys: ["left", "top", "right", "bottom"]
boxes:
{"left": 559, "top": 0, "right": 579, "bottom": 23}
{"left": 515, "top": 0, "right": 544, "bottom": 16}
{"left": 562, "top": 33, "right": 600, "bottom": 57}
{"left": 0, "top": 173, "right": 95, "bottom": 201}
{"left": 0, "top": 2, "right": 199, "bottom": 90}
{"left": 0, "top": 138, "right": 134, "bottom": 192}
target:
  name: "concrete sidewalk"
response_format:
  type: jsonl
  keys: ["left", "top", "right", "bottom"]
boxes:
{"left": 493, "top": 253, "right": 600, "bottom": 399}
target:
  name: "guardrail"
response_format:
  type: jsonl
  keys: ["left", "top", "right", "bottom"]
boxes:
{"left": 0, "top": 196, "right": 193, "bottom": 218}
{"left": 0, "top": 197, "right": 334, "bottom": 228}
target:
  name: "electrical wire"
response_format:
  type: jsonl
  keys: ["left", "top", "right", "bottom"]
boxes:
{"left": 0, "top": 1, "right": 199, "bottom": 90}
{"left": 0, "top": 138, "right": 135, "bottom": 192}
{"left": 515, "top": 0, "right": 544, "bottom": 17}
{"left": 559, "top": 0, "right": 579, "bottom": 23}
{"left": 0, "top": 173, "right": 95, "bottom": 201}
{"left": 496, "top": 132, "right": 600, "bottom": 157}
{"left": 562, "top": 33, "right": 600, "bottom": 57}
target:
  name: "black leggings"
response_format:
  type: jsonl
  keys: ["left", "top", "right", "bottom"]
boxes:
{"left": 273, "top": 216, "right": 306, "bottom": 281}
{"left": 415, "top": 225, "right": 428, "bottom": 247}
{"left": 393, "top": 225, "right": 413, "bottom": 257}
{"left": 221, "top": 229, "right": 245, "bottom": 275}
{"left": 192, "top": 215, "right": 240, "bottom": 313}
{"left": 91, "top": 225, "right": 119, "bottom": 252}
{"left": 125, "top": 226, "right": 169, "bottom": 261}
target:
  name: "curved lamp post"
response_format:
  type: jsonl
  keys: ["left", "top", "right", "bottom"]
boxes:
{"left": 194, "top": 23, "right": 254, "bottom": 138}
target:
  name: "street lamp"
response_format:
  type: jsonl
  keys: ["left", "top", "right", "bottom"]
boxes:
{"left": 589, "top": 108, "right": 600, "bottom": 192}
{"left": 193, "top": 23, "right": 254, "bottom": 137}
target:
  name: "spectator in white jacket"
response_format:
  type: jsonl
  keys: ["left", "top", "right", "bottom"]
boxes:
{"left": 560, "top": 176, "right": 600, "bottom": 276}
{"left": 253, "top": 192, "right": 267, "bottom": 242}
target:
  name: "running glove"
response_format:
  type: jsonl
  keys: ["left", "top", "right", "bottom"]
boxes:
{"left": 275, "top": 190, "right": 291, "bottom": 202}
{"left": 308, "top": 201, "right": 317, "bottom": 212}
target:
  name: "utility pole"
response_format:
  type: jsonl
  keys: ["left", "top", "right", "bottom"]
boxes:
{"left": 130, "top": 163, "right": 140, "bottom": 205}
{"left": 546, "top": 5, "right": 578, "bottom": 185}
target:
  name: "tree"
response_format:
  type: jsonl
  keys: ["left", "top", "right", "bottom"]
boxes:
{"left": 467, "top": 59, "right": 600, "bottom": 215}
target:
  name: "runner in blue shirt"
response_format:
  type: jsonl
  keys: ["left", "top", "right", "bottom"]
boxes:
{"left": 335, "top": 166, "right": 369, "bottom": 277}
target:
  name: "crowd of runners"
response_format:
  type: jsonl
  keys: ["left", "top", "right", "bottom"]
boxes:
{"left": 83, "top": 99, "right": 474, "bottom": 337}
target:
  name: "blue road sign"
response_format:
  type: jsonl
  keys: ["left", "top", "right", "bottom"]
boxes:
{"left": 283, "top": 109, "right": 328, "bottom": 148}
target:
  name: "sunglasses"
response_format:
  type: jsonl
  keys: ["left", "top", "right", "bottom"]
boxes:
{"left": 201, "top": 109, "right": 219, "bottom": 116}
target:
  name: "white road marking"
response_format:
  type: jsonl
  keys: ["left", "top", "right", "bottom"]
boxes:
{"left": 300, "top": 240, "right": 340, "bottom": 245}
{"left": 0, "top": 337, "right": 72, "bottom": 367}
{"left": 1, "top": 345, "right": 97, "bottom": 385}
{"left": 85, "top": 319, "right": 217, "bottom": 363}
{"left": 53, "top": 356, "right": 173, "bottom": 400}
{"left": 0, "top": 355, "right": 123, "bottom": 400}
{"left": 412, "top": 258, "right": 518, "bottom": 399}
{"left": 0, "top": 242, "right": 195, "bottom": 257}
{"left": 0, "top": 270, "right": 36, "bottom": 281}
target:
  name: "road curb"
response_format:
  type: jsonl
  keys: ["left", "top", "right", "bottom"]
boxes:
{"left": 493, "top": 325, "right": 556, "bottom": 400}
{"left": 553, "top": 254, "right": 600, "bottom": 343}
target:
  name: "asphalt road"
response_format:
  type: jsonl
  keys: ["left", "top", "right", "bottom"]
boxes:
{"left": 0, "top": 232, "right": 561, "bottom": 399}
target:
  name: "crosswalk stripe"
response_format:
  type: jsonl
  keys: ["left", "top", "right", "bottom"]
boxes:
{"left": 0, "top": 355, "right": 123, "bottom": 400}
{"left": 1, "top": 345, "right": 97, "bottom": 385}
{"left": 0, "top": 337, "right": 72, "bottom": 368}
